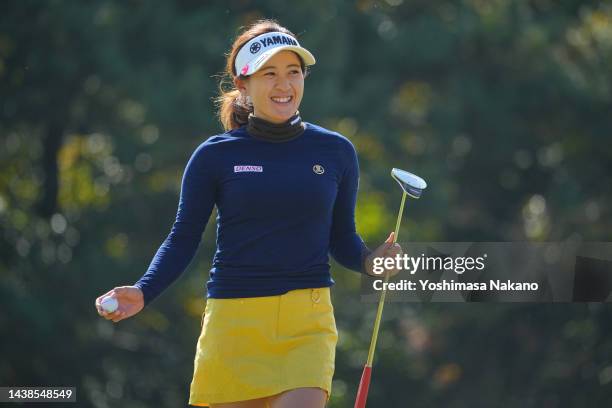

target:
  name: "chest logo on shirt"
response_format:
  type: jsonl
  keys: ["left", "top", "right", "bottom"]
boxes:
{"left": 313, "top": 164, "right": 325, "bottom": 175}
{"left": 234, "top": 165, "right": 263, "bottom": 173}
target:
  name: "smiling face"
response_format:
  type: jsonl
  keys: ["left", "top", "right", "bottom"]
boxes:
{"left": 236, "top": 50, "right": 305, "bottom": 124}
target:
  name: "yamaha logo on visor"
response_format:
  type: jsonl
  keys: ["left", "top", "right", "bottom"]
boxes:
{"left": 235, "top": 31, "right": 315, "bottom": 77}
{"left": 313, "top": 165, "right": 325, "bottom": 175}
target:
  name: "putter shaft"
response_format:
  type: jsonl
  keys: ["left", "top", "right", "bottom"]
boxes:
{"left": 365, "top": 191, "right": 406, "bottom": 367}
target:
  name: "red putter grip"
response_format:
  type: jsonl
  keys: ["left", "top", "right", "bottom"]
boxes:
{"left": 354, "top": 365, "right": 372, "bottom": 408}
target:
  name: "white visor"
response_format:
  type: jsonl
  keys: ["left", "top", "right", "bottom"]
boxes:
{"left": 234, "top": 31, "right": 316, "bottom": 76}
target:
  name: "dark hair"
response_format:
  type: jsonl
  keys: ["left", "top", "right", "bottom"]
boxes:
{"left": 216, "top": 19, "right": 308, "bottom": 131}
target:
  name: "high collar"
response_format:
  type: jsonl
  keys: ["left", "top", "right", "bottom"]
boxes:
{"left": 246, "top": 112, "right": 306, "bottom": 143}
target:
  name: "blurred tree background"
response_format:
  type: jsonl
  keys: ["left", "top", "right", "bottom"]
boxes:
{"left": 1, "top": 0, "right": 611, "bottom": 407}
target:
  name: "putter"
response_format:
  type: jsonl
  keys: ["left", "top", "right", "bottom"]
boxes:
{"left": 354, "top": 168, "right": 427, "bottom": 408}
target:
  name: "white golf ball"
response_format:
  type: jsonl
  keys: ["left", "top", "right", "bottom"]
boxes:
{"left": 101, "top": 296, "right": 118, "bottom": 313}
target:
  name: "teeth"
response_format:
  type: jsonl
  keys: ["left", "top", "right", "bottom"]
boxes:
{"left": 271, "top": 96, "right": 291, "bottom": 103}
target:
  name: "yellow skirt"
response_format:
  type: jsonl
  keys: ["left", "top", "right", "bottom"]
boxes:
{"left": 189, "top": 287, "right": 338, "bottom": 407}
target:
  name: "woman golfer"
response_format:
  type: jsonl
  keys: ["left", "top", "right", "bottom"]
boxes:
{"left": 96, "top": 19, "right": 401, "bottom": 408}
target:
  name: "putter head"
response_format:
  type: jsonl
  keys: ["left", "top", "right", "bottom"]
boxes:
{"left": 391, "top": 168, "right": 427, "bottom": 199}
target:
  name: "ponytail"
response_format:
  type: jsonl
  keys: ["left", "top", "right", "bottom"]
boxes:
{"left": 216, "top": 89, "right": 251, "bottom": 132}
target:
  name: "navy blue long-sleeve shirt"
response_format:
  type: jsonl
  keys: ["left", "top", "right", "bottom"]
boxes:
{"left": 134, "top": 122, "right": 371, "bottom": 305}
